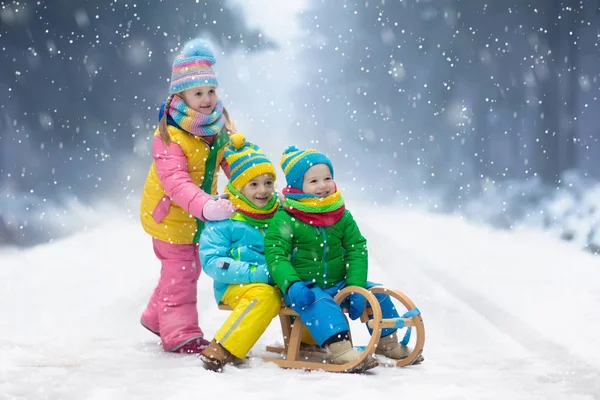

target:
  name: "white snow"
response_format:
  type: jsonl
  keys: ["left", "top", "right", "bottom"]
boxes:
{"left": 1, "top": 202, "right": 599, "bottom": 400}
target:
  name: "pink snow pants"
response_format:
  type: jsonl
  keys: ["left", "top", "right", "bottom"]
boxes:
{"left": 141, "top": 238, "right": 205, "bottom": 351}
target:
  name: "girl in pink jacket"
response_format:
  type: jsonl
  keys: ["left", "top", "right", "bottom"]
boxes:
{"left": 139, "top": 38, "right": 236, "bottom": 354}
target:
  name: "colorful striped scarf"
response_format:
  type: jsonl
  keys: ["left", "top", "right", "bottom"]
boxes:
{"left": 168, "top": 96, "right": 226, "bottom": 137}
{"left": 224, "top": 183, "right": 279, "bottom": 229}
{"left": 282, "top": 187, "right": 346, "bottom": 226}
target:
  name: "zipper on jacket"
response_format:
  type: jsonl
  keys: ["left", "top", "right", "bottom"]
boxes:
{"left": 290, "top": 247, "right": 298, "bottom": 267}
{"left": 229, "top": 247, "right": 241, "bottom": 261}
{"left": 321, "top": 228, "right": 328, "bottom": 286}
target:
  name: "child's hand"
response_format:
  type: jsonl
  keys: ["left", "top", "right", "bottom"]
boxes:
{"left": 202, "top": 194, "right": 236, "bottom": 221}
{"left": 287, "top": 281, "right": 315, "bottom": 309}
{"left": 348, "top": 293, "right": 366, "bottom": 320}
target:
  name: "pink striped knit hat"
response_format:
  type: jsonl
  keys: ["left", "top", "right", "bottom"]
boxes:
{"left": 169, "top": 38, "right": 219, "bottom": 94}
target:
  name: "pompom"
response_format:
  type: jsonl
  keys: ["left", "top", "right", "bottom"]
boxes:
{"left": 229, "top": 133, "right": 246, "bottom": 150}
{"left": 283, "top": 145, "right": 299, "bottom": 155}
{"left": 180, "top": 38, "right": 216, "bottom": 65}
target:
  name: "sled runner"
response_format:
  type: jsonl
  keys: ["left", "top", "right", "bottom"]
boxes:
{"left": 218, "top": 285, "right": 425, "bottom": 372}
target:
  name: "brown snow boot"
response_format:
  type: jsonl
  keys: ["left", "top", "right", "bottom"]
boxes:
{"left": 200, "top": 340, "right": 235, "bottom": 372}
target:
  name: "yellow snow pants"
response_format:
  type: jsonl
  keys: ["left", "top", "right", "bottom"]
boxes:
{"left": 215, "top": 283, "right": 282, "bottom": 359}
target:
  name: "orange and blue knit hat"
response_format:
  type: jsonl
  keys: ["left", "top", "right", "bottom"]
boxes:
{"left": 280, "top": 146, "right": 334, "bottom": 190}
{"left": 225, "top": 133, "right": 276, "bottom": 190}
{"left": 169, "top": 38, "right": 219, "bottom": 94}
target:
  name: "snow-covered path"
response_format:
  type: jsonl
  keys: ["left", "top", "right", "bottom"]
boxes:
{"left": 356, "top": 205, "right": 600, "bottom": 399}
{"left": 1, "top": 204, "right": 599, "bottom": 400}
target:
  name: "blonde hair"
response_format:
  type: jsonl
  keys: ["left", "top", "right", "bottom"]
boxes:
{"left": 158, "top": 95, "right": 234, "bottom": 146}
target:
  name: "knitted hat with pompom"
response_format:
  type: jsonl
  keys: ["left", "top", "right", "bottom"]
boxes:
{"left": 280, "top": 146, "right": 334, "bottom": 190}
{"left": 224, "top": 133, "right": 276, "bottom": 190}
{"left": 170, "top": 38, "right": 219, "bottom": 94}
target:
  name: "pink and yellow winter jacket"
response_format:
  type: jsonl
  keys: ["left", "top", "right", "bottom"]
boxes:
{"left": 140, "top": 125, "right": 229, "bottom": 244}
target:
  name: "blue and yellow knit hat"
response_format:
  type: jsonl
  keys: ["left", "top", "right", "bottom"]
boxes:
{"left": 170, "top": 38, "right": 219, "bottom": 94}
{"left": 280, "top": 146, "right": 334, "bottom": 190}
{"left": 225, "top": 133, "right": 276, "bottom": 190}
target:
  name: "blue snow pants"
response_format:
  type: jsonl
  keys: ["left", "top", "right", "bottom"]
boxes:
{"left": 282, "top": 280, "right": 400, "bottom": 347}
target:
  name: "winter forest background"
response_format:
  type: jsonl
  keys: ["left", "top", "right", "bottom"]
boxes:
{"left": 1, "top": 0, "right": 600, "bottom": 252}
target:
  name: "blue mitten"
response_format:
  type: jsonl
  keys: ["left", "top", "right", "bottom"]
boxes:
{"left": 287, "top": 281, "right": 315, "bottom": 309}
{"left": 348, "top": 293, "right": 366, "bottom": 320}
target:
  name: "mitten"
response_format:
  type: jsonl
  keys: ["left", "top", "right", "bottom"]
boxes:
{"left": 202, "top": 194, "right": 236, "bottom": 221}
{"left": 348, "top": 293, "right": 366, "bottom": 320}
{"left": 287, "top": 281, "right": 315, "bottom": 309}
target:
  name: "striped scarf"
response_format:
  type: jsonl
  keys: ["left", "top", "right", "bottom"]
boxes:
{"left": 282, "top": 187, "right": 345, "bottom": 226}
{"left": 224, "top": 184, "right": 279, "bottom": 229}
{"left": 168, "top": 96, "right": 226, "bottom": 137}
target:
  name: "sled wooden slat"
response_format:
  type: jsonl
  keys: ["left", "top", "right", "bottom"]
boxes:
{"left": 264, "top": 344, "right": 286, "bottom": 354}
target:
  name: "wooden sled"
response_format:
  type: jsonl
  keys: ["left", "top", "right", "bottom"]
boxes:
{"left": 218, "top": 285, "right": 425, "bottom": 371}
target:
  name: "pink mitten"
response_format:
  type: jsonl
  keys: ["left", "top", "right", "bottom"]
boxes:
{"left": 202, "top": 195, "right": 236, "bottom": 221}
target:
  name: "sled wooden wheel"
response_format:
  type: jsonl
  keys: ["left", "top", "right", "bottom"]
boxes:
{"left": 261, "top": 285, "right": 383, "bottom": 372}
{"left": 368, "top": 286, "right": 425, "bottom": 367}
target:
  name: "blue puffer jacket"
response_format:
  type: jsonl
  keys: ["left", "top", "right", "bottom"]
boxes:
{"left": 199, "top": 217, "right": 272, "bottom": 304}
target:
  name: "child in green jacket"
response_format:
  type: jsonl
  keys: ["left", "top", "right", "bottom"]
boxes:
{"left": 264, "top": 146, "right": 418, "bottom": 373}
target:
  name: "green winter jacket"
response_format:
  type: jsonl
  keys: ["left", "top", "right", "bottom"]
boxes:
{"left": 264, "top": 209, "right": 368, "bottom": 294}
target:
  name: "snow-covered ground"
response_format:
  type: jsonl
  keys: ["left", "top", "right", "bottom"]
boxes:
{"left": 458, "top": 173, "right": 600, "bottom": 255}
{"left": 1, "top": 202, "right": 599, "bottom": 400}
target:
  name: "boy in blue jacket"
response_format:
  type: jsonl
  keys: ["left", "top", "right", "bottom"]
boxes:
{"left": 199, "top": 133, "right": 281, "bottom": 371}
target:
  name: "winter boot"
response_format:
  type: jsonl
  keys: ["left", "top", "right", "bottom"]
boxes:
{"left": 200, "top": 340, "right": 236, "bottom": 372}
{"left": 375, "top": 332, "right": 424, "bottom": 364}
{"left": 172, "top": 337, "right": 210, "bottom": 355}
{"left": 326, "top": 340, "right": 379, "bottom": 373}
{"left": 297, "top": 342, "right": 328, "bottom": 363}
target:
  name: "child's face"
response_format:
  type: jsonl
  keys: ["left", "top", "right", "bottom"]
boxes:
{"left": 180, "top": 86, "right": 218, "bottom": 115}
{"left": 241, "top": 174, "right": 275, "bottom": 208}
{"left": 301, "top": 164, "right": 335, "bottom": 197}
